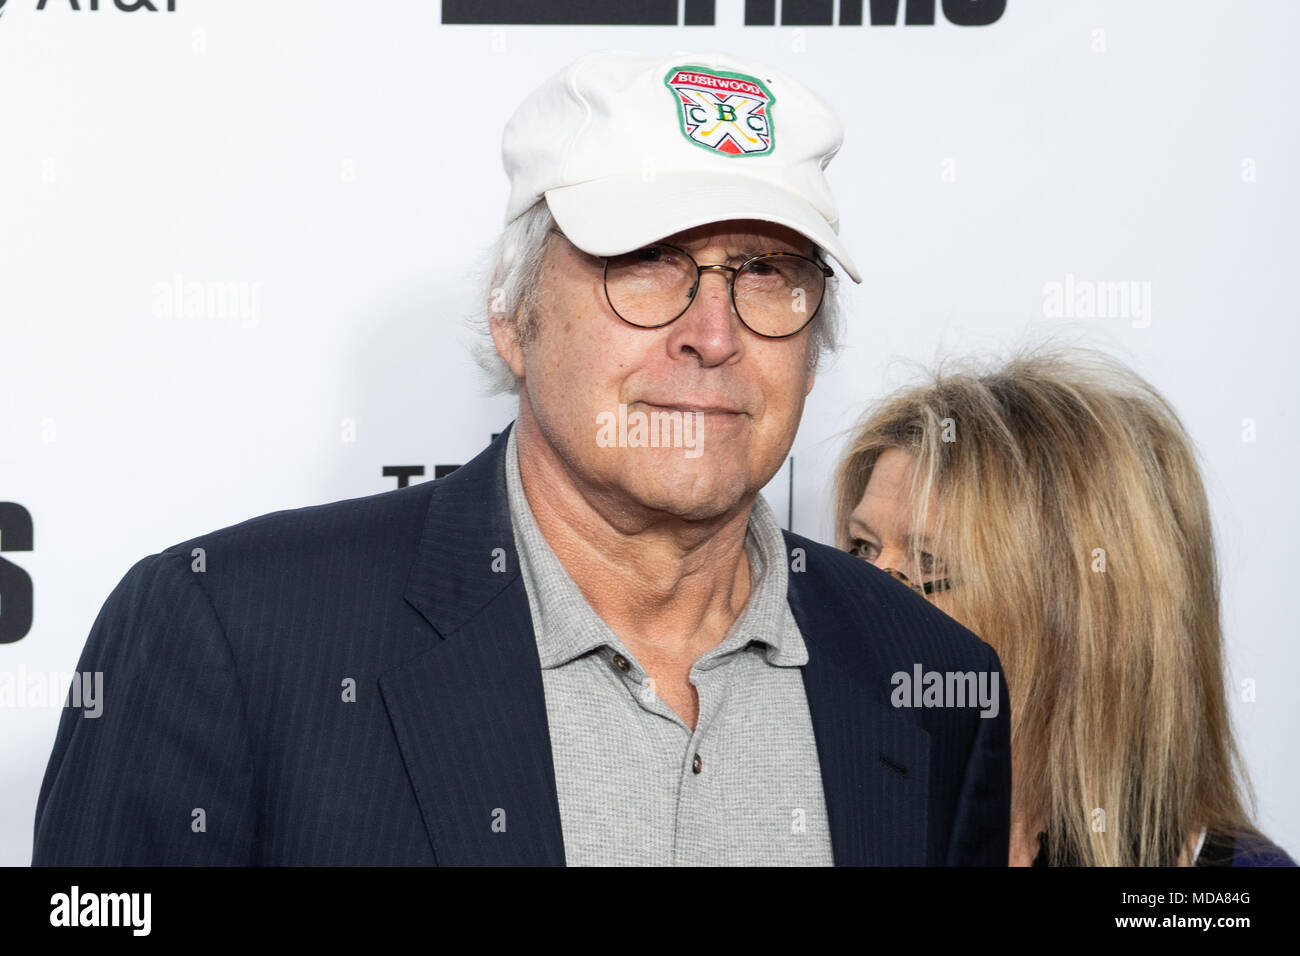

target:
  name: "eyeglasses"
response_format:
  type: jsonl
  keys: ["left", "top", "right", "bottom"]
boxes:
{"left": 584, "top": 236, "right": 833, "bottom": 339}
{"left": 880, "top": 566, "right": 953, "bottom": 597}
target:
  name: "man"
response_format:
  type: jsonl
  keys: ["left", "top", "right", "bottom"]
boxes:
{"left": 33, "top": 51, "right": 1010, "bottom": 865}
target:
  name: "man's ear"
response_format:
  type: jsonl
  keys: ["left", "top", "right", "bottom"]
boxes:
{"left": 487, "top": 274, "right": 527, "bottom": 380}
{"left": 489, "top": 311, "right": 527, "bottom": 380}
{"left": 804, "top": 369, "right": 816, "bottom": 397}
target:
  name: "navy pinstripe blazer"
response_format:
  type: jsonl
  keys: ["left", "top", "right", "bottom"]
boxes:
{"left": 32, "top": 422, "right": 1011, "bottom": 866}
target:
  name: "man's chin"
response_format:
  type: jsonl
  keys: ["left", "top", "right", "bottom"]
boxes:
{"left": 615, "top": 466, "right": 753, "bottom": 523}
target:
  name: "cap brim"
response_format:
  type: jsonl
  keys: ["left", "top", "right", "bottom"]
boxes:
{"left": 544, "top": 171, "right": 862, "bottom": 284}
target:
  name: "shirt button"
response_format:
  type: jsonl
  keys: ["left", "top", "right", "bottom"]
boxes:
{"left": 692, "top": 753, "right": 703, "bottom": 774}
{"left": 612, "top": 653, "right": 631, "bottom": 673}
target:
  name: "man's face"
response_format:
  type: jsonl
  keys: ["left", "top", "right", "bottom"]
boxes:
{"left": 494, "top": 218, "right": 819, "bottom": 523}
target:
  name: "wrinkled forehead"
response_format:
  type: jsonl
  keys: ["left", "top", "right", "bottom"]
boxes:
{"left": 657, "top": 219, "right": 818, "bottom": 258}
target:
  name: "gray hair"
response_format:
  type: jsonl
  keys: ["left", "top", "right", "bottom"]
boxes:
{"left": 471, "top": 199, "right": 844, "bottom": 395}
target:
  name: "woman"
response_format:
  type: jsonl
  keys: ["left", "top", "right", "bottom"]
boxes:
{"left": 833, "top": 347, "right": 1294, "bottom": 866}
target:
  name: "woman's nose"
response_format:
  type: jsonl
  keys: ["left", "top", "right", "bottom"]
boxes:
{"left": 873, "top": 545, "right": 909, "bottom": 572}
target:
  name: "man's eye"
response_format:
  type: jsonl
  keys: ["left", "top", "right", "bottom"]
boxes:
{"left": 632, "top": 245, "right": 673, "bottom": 263}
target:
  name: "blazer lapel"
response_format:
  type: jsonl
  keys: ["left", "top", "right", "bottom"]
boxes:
{"left": 786, "top": 536, "right": 931, "bottom": 866}
{"left": 380, "top": 423, "right": 566, "bottom": 865}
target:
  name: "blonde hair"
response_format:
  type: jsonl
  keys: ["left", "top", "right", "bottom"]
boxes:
{"left": 833, "top": 346, "right": 1260, "bottom": 865}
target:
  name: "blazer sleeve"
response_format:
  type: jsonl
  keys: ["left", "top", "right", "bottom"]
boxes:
{"left": 31, "top": 551, "right": 258, "bottom": 865}
{"left": 943, "top": 640, "right": 1013, "bottom": 865}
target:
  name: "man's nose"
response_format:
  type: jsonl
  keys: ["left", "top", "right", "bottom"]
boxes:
{"left": 670, "top": 267, "right": 742, "bottom": 362}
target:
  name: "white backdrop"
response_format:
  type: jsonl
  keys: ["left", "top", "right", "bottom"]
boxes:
{"left": 2, "top": 0, "right": 1296, "bottom": 865}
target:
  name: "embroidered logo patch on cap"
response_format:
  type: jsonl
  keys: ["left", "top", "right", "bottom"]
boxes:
{"left": 664, "top": 65, "right": 775, "bottom": 157}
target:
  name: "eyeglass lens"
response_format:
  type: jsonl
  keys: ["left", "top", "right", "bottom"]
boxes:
{"left": 604, "top": 244, "right": 826, "bottom": 337}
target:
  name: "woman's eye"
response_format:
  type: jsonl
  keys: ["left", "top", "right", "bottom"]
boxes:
{"left": 919, "top": 552, "right": 946, "bottom": 575}
{"left": 849, "top": 538, "right": 879, "bottom": 561}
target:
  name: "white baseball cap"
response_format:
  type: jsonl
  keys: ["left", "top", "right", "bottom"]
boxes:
{"left": 501, "top": 49, "right": 862, "bottom": 283}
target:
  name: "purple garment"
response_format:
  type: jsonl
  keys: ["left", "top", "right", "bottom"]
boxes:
{"left": 1229, "top": 835, "right": 1296, "bottom": 867}
{"left": 1033, "top": 828, "right": 1297, "bottom": 866}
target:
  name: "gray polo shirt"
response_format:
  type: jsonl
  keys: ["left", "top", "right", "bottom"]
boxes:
{"left": 505, "top": 426, "right": 834, "bottom": 865}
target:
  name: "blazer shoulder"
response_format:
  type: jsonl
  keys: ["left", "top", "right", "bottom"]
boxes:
{"left": 158, "top": 480, "right": 439, "bottom": 569}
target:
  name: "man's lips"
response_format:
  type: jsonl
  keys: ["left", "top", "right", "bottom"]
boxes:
{"left": 638, "top": 401, "right": 745, "bottom": 416}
